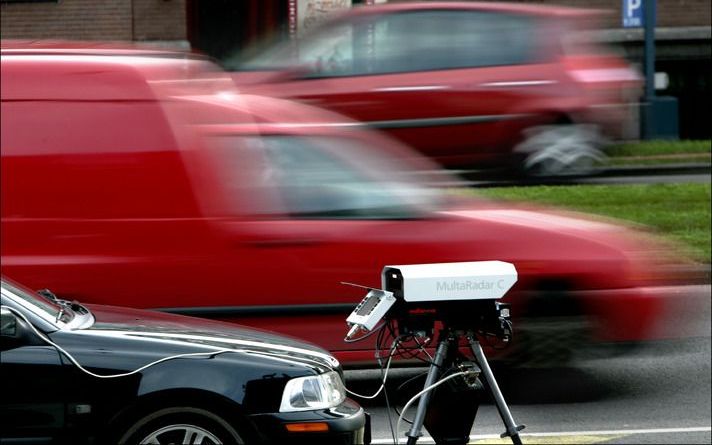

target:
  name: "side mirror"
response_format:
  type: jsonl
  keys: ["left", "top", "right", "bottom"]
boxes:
{"left": 0, "top": 306, "right": 33, "bottom": 351}
{"left": 0, "top": 307, "right": 45, "bottom": 350}
{"left": 0, "top": 307, "right": 18, "bottom": 337}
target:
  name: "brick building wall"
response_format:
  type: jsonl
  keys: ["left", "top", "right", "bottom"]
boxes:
{"left": 1, "top": 0, "right": 709, "bottom": 42}
{"left": 0, "top": 0, "right": 186, "bottom": 42}
{"left": 483, "top": 0, "right": 711, "bottom": 28}
{"left": 655, "top": 0, "right": 711, "bottom": 27}
{"left": 133, "top": 0, "right": 187, "bottom": 41}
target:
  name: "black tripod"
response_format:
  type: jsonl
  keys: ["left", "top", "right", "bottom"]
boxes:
{"left": 404, "top": 327, "right": 525, "bottom": 445}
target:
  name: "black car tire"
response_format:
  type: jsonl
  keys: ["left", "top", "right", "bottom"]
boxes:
{"left": 505, "top": 288, "right": 592, "bottom": 368}
{"left": 513, "top": 123, "right": 605, "bottom": 177}
{"left": 118, "top": 406, "right": 246, "bottom": 445}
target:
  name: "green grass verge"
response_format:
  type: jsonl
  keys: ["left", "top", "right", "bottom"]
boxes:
{"left": 473, "top": 183, "right": 711, "bottom": 263}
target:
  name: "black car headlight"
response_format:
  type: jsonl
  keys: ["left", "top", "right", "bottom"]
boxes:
{"left": 279, "top": 370, "right": 346, "bottom": 412}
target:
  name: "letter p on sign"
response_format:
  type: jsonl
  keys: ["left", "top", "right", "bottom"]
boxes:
{"left": 623, "top": 0, "right": 644, "bottom": 27}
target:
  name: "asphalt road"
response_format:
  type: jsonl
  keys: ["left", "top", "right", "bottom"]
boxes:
{"left": 344, "top": 285, "right": 711, "bottom": 444}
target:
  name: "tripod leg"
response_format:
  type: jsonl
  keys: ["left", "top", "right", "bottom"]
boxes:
{"left": 467, "top": 335, "right": 524, "bottom": 445}
{"left": 405, "top": 334, "right": 450, "bottom": 445}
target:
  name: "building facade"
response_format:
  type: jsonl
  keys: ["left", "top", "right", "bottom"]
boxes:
{"left": 2, "top": 0, "right": 710, "bottom": 137}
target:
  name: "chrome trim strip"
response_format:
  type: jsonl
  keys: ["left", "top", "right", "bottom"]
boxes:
{"left": 1, "top": 287, "right": 62, "bottom": 328}
{"left": 367, "top": 113, "right": 529, "bottom": 129}
{"left": 480, "top": 80, "right": 557, "bottom": 87}
{"left": 373, "top": 85, "right": 449, "bottom": 92}
{"left": 73, "top": 329, "right": 340, "bottom": 368}
{"left": 158, "top": 303, "right": 353, "bottom": 318}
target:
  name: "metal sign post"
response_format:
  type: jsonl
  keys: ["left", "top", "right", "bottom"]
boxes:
{"left": 643, "top": 0, "right": 657, "bottom": 104}
{"left": 623, "top": 0, "right": 657, "bottom": 139}
{"left": 642, "top": 0, "right": 658, "bottom": 138}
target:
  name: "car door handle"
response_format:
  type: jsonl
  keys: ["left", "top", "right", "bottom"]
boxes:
{"left": 223, "top": 222, "right": 329, "bottom": 248}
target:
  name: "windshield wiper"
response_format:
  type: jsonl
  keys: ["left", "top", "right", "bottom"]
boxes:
{"left": 37, "top": 288, "right": 59, "bottom": 303}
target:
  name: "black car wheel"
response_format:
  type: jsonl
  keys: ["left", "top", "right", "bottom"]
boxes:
{"left": 119, "top": 407, "right": 245, "bottom": 445}
{"left": 513, "top": 123, "right": 605, "bottom": 177}
{"left": 505, "top": 288, "right": 592, "bottom": 368}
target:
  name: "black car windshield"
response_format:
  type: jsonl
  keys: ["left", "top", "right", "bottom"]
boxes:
{"left": 1, "top": 279, "right": 74, "bottom": 327}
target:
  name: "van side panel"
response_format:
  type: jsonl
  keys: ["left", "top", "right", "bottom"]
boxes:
{"left": 1, "top": 101, "right": 198, "bottom": 218}
{"left": 1, "top": 99, "right": 212, "bottom": 306}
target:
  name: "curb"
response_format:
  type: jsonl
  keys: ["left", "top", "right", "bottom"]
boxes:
{"left": 600, "top": 163, "right": 711, "bottom": 177}
{"left": 659, "top": 263, "right": 712, "bottom": 286}
{"left": 460, "top": 163, "right": 711, "bottom": 187}
{"left": 680, "top": 264, "right": 712, "bottom": 285}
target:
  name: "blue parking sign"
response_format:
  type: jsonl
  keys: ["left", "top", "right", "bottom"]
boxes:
{"left": 623, "top": 0, "right": 644, "bottom": 27}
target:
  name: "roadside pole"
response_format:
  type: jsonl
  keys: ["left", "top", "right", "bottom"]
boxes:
{"left": 643, "top": 0, "right": 657, "bottom": 139}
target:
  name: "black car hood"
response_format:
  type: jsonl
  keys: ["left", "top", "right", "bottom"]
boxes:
{"left": 78, "top": 303, "right": 341, "bottom": 371}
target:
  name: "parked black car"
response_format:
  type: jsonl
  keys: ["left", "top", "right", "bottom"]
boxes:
{"left": 0, "top": 277, "right": 368, "bottom": 445}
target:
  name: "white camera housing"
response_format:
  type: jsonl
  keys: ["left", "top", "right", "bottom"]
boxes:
{"left": 382, "top": 261, "right": 517, "bottom": 302}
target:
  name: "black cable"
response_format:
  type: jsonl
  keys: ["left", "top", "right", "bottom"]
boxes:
{"left": 393, "top": 363, "right": 458, "bottom": 426}
{"left": 373, "top": 322, "right": 402, "bottom": 445}
{"left": 343, "top": 321, "right": 386, "bottom": 343}
{"left": 395, "top": 342, "right": 433, "bottom": 364}
{"left": 392, "top": 370, "right": 429, "bottom": 425}
{"left": 476, "top": 320, "right": 514, "bottom": 351}
{"left": 380, "top": 356, "right": 398, "bottom": 445}
{"left": 375, "top": 320, "right": 393, "bottom": 362}
{"left": 387, "top": 333, "right": 446, "bottom": 425}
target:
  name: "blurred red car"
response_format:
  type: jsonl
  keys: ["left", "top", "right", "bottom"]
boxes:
{"left": 229, "top": 1, "right": 642, "bottom": 176}
{"left": 1, "top": 41, "right": 702, "bottom": 368}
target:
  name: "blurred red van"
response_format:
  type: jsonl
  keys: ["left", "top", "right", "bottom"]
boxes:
{"left": 229, "top": 2, "right": 642, "bottom": 176}
{"left": 1, "top": 42, "right": 703, "bottom": 367}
